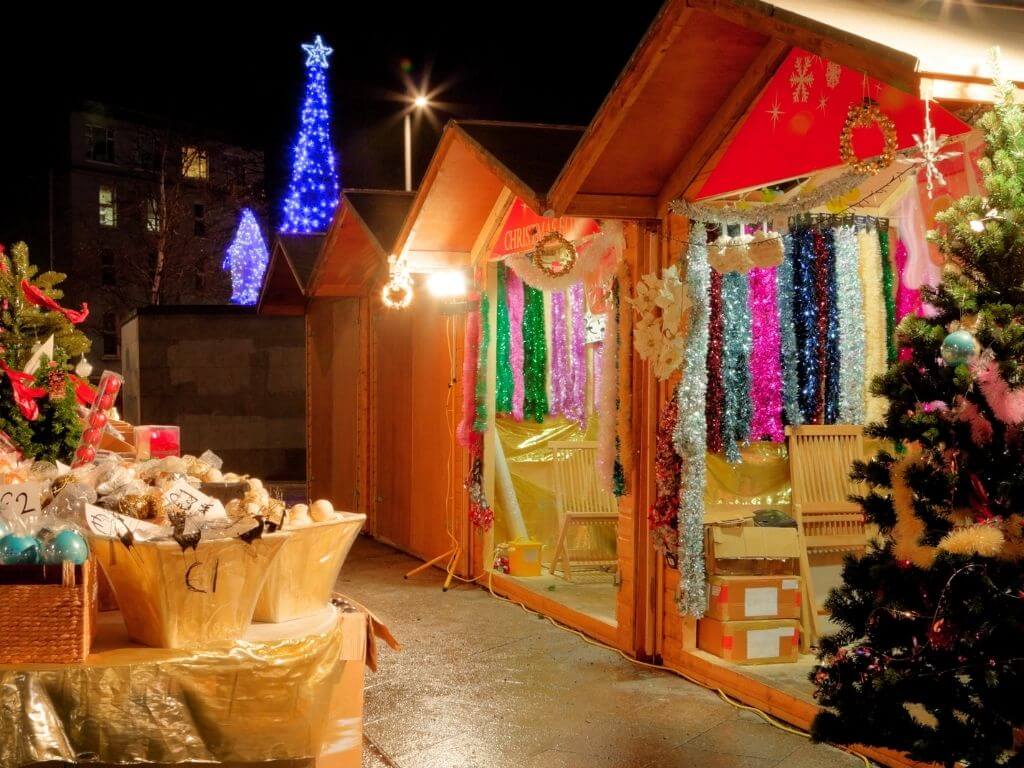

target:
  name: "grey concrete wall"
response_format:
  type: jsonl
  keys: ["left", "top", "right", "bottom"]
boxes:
{"left": 120, "top": 306, "right": 305, "bottom": 480}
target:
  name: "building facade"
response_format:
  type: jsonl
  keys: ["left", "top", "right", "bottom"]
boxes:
{"left": 53, "top": 103, "right": 265, "bottom": 369}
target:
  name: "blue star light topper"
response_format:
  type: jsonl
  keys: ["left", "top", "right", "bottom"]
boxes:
{"left": 302, "top": 35, "right": 333, "bottom": 69}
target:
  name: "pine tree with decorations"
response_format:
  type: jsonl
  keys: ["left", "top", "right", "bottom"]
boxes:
{"left": 279, "top": 34, "right": 340, "bottom": 234}
{"left": 0, "top": 242, "right": 91, "bottom": 463}
{"left": 812, "top": 66, "right": 1024, "bottom": 768}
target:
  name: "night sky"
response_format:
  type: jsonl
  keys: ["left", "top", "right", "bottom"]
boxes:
{"left": 1, "top": 4, "right": 664, "bottom": 249}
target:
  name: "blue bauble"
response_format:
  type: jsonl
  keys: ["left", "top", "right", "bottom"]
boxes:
{"left": 0, "top": 534, "right": 41, "bottom": 565}
{"left": 941, "top": 329, "right": 979, "bottom": 364}
{"left": 42, "top": 530, "right": 90, "bottom": 565}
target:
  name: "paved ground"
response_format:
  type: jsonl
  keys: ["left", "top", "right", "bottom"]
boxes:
{"left": 339, "top": 537, "right": 866, "bottom": 768}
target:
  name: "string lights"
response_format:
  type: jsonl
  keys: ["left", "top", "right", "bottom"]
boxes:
{"left": 381, "top": 255, "right": 413, "bottom": 309}
{"left": 222, "top": 209, "right": 269, "bottom": 306}
{"left": 280, "top": 35, "right": 340, "bottom": 234}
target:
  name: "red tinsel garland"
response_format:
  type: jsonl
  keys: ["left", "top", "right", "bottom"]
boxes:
{"left": 812, "top": 229, "right": 830, "bottom": 424}
{"left": 705, "top": 270, "right": 724, "bottom": 453}
{"left": 648, "top": 397, "right": 681, "bottom": 557}
{"left": 456, "top": 305, "right": 481, "bottom": 450}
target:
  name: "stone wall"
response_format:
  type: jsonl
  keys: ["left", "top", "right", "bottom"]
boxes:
{"left": 120, "top": 306, "right": 305, "bottom": 480}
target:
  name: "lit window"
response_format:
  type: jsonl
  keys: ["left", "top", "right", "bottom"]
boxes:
{"left": 193, "top": 204, "right": 206, "bottom": 236}
{"left": 146, "top": 198, "right": 161, "bottom": 232}
{"left": 85, "top": 125, "right": 115, "bottom": 163}
{"left": 181, "top": 146, "right": 208, "bottom": 179}
{"left": 100, "top": 249, "right": 116, "bottom": 286}
{"left": 98, "top": 185, "right": 117, "bottom": 227}
{"left": 102, "top": 312, "right": 119, "bottom": 358}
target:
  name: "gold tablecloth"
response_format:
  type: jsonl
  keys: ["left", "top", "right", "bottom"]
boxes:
{"left": 0, "top": 601, "right": 370, "bottom": 767}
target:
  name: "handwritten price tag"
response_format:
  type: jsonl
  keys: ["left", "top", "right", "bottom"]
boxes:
{"left": 0, "top": 481, "right": 42, "bottom": 520}
{"left": 162, "top": 479, "right": 226, "bottom": 521}
{"left": 84, "top": 504, "right": 165, "bottom": 541}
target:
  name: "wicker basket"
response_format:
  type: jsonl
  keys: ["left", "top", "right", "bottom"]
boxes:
{"left": 0, "top": 560, "right": 96, "bottom": 664}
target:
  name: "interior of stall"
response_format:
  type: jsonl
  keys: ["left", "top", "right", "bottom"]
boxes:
{"left": 464, "top": 199, "right": 631, "bottom": 629}
{"left": 651, "top": 48, "right": 978, "bottom": 707}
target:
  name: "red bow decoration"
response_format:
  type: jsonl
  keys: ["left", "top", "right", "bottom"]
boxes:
{"left": 20, "top": 280, "right": 89, "bottom": 324}
{"left": 68, "top": 374, "right": 97, "bottom": 407}
{"left": 0, "top": 360, "right": 48, "bottom": 421}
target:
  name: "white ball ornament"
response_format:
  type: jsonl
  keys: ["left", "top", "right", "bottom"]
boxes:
{"left": 288, "top": 503, "right": 312, "bottom": 528}
{"left": 310, "top": 499, "right": 334, "bottom": 522}
{"left": 205, "top": 468, "right": 223, "bottom": 483}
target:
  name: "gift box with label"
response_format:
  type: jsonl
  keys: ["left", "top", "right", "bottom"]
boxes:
{"left": 705, "top": 574, "right": 801, "bottom": 622}
{"left": 698, "top": 617, "right": 800, "bottom": 665}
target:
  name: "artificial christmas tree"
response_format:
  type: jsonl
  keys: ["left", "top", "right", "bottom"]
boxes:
{"left": 812, "top": 68, "right": 1024, "bottom": 768}
{"left": 223, "top": 209, "right": 270, "bottom": 306}
{"left": 279, "top": 35, "right": 340, "bottom": 234}
{"left": 0, "top": 242, "right": 91, "bottom": 463}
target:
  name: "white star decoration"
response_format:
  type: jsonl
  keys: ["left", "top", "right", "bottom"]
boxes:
{"left": 302, "top": 35, "right": 333, "bottom": 69}
{"left": 900, "top": 100, "right": 962, "bottom": 198}
{"left": 767, "top": 95, "right": 785, "bottom": 130}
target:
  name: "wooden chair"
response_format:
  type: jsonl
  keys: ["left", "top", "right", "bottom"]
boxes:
{"left": 787, "top": 425, "right": 868, "bottom": 651}
{"left": 549, "top": 441, "right": 619, "bottom": 581}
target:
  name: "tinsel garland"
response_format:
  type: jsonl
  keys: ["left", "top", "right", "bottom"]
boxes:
{"left": 858, "top": 227, "right": 887, "bottom": 424}
{"left": 615, "top": 263, "right": 633, "bottom": 496}
{"left": 721, "top": 271, "right": 752, "bottom": 462}
{"left": 507, "top": 267, "right": 526, "bottom": 420}
{"left": 472, "top": 293, "right": 490, "bottom": 434}
{"left": 748, "top": 267, "right": 784, "bottom": 441}
{"left": 649, "top": 397, "right": 681, "bottom": 560}
{"left": 522, "top": 284, "right": 548, "bottom": 422}
{"left": 878, "top": 227, "right": 897, "bottom": 365}
{"left": 466, "top": 453, "right": 494, "bottom": 531}
{"left": 821, "top": 228, "right": 841, "bottom": 424}
{"left": 777, "top": 235, "right": 803, "bottom": 427}
{"left": 834, "top": 225, "right": 866, "bottom": 424}
{"left": 792, "top": 225, "right": 819, "bottom": 424}
{"left": 672, "top": 223, "right": 709, "bottom": 617}
{"left": 705, "top": 270, "right": 724, "bottom": 454}
{"left": 596, "top": 280, "right": 619, "bottom": 492}
{"left": 567, "top": 281, "right": 587, "bottom": 428}
{"left": 495, "top": 263, "right": 513, "bottom": 415}
{"left": 893, "top": 238, "right": 921, "bottom": 323}
{"left": 812, "top": 229, "right": 831, "bottom": 424}
{"left": 456, "top": 305, "right": 481, "bottom": 447}
{"left": 549, "top": 290, "right": 569, "bottom": 417}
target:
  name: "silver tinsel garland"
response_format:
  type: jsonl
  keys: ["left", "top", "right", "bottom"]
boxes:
{"left": 673, "top": 224, "right": 710, "bottom": 617}
{"left": 777, "top": 235, "right": 803, "bottom": 427}
{"left": 721, "top": 272, "right": 752, "bottom": 463}
{"left": 834, "top": 225, "right": 866, "bottom": 424}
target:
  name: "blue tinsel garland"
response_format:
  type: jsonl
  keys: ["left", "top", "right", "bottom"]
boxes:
{"left": 792, "top": 225, "right": 819, "bottom": 423}
{"left": 777, "top": 235, "right": 803, "bottom": 427}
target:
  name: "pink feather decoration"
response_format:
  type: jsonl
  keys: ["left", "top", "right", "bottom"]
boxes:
{"left": 974, "top": 358, "right": 1024, "bottom": 425}
{"left": 953, "top": 397, "right": 994, "bottom": 445}
{"left": 507, "top": 268, "right": 526, "bottom": 421}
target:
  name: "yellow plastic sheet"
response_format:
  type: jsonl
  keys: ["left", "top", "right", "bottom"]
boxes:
{"left": 705, "top": 442, "right": 792, "bottom": 511}
{"left": 0, "top": 604, "right": 366, "bottom": 767}
{"left": 492, "top": 416, "right": 615, "bottom": 564}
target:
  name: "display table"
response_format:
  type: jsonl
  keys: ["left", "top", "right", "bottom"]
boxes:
{"left": 1, "top": 596, "right": 388, "bottom": 767}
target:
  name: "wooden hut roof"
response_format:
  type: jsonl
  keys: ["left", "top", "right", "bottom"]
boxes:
{"left": 394, "top": 120, "right": 584, "bottom": 271}
{"left": 307, "top": 190, "right": 414, "bottom": 298}
{"left": 257, "top": 234, "right": 325, "bottom": 316}
{"left": 548, "top": 0, "right": 1024, "bottom": 217}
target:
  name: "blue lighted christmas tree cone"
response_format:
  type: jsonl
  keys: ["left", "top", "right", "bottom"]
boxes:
{"left": 223, "top": 209, "right": 269, "bottom": 305}
{"left": 280, "top": 35, "right": 340, "bottom": 234}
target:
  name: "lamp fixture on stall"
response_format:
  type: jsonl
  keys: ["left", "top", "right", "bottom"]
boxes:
{"left": 404, "top": 93, "right": 432, "bottom": 192}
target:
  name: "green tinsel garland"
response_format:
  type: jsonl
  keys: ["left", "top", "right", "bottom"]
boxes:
{"left": 494, "top": 263, "right": 512, "bottom": 414}
{"left": 878, "top": 228, "right": 897, "bottom": 366}
{"left": 472, "top": 293, "right": 490, "bottom": 434}
{"left": 522, "top": 283, "right": 548, "bottom": 422}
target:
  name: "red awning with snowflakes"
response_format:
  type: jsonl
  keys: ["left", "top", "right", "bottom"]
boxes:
{"left": 696, "top": 48, "right": 972, "bottom": 200}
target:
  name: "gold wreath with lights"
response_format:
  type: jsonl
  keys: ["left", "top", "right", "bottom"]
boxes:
{"left": 528, "top": 232, "right": 578, "bottom": 278}
{"left": 839, "top": 99, "right": 898, "bottom": 175}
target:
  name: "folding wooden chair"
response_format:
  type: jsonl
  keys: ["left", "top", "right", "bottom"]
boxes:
{"left": 786, "top": 425, "right": 868, "bottom": 651}
{"left": 549, "top": 441, "right": 618, "bottom": 581}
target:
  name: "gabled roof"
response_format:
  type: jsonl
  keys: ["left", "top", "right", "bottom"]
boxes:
{"left": 307, "top": 190, "right": 415, "bottom": 298}
{"left": 257, "top": 234, "right": 325, "bottom": 315}
{"left": 548, "top": 0, "right": 1024, "bottom": 217}
{"left": 393, "top": 120, "right": 584, "bottom": 270}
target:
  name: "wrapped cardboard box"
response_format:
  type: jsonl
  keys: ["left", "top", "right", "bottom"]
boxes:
{"left": 698, "top": 617, "right": 800, "bottom": 665}
{"left": 706, "top": 574, "right": 801, "bottom": 622}
{"left": 705, "top": 524, "right": 800, "bottom": 576}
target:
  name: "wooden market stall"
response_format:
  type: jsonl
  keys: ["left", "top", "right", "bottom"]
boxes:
{"left": 539, "top": 1, "right": 1024, "bottom": 764}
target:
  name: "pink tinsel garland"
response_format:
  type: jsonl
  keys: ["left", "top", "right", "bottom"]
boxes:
{"left": 973, "top": 357, "right": 1024, "bottom": 426}
{"left": 507, "top": 268, "right": 525, "bottom": 421}
{"left": 894, "top": 239, "right": 922, "bottom": 363}
{"left": 748, "top": 267, "right": 784, "bottom": 441}
{"left": 567, "top": 282, "right": 587, "bottom": 428}
{"left": 456, "top": 307, "right": 480, "bottom": 448}
{"left": 596, "top": 293, "right": 619, "bottom": 492}
{"left": 549, "top": 291, "right": 569, "bottom": 418}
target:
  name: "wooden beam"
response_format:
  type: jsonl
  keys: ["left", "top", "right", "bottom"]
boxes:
{"left": 563, "top": 194, "right": 659, "bottom": 220}
{"left": 688, "top": 0, "right": 919, "bottom": 95}
{"left": 657, "top": 38, "right": 790, "bottom": 209}
{"left": 547, "top": 0, "right": 693, "bottom": 213}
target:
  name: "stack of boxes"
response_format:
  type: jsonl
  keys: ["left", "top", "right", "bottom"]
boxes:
{"left": 697, "top": 523, "right": 803, "bottom": 664}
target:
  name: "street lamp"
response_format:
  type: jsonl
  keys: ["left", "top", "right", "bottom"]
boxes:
{"left": 405, "top": 95, "right": 430, "bottom": 191}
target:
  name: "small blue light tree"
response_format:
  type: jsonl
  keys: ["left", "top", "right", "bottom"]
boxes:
{"left": 223, "top": 209, "right": 269, "bottom": 305}
{"left": 280, "top": 35, "right": 340, "bottom": 233}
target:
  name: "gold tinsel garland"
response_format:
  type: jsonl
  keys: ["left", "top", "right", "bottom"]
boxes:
{"left": 839, "top": 100, "right": 898, "bottom": 175}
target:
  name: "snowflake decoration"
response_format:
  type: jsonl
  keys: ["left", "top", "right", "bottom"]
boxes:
{"left": 766, "top": 95, "right": 786, "bottom": 130}
{"left": 825, "top": 61, "right": 842, "bottom": 89}
{"left": 899, "top": 100, "right": 962, "bottom": 198}
{"left": 817, "top": 94, "right": 829, "bottom": 113}
{"left": 790, "top": 56, "right": 814, "bottom": 103}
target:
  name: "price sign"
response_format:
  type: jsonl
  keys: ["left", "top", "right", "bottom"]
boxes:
{"left": 84, "top": 504, "right": 165, "bottom": 541}
{"left": 162, "top": 479, "right": 226, "bottom": 521}
{"left": 0, "top": 481, "right": 42, "bottom": 520}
